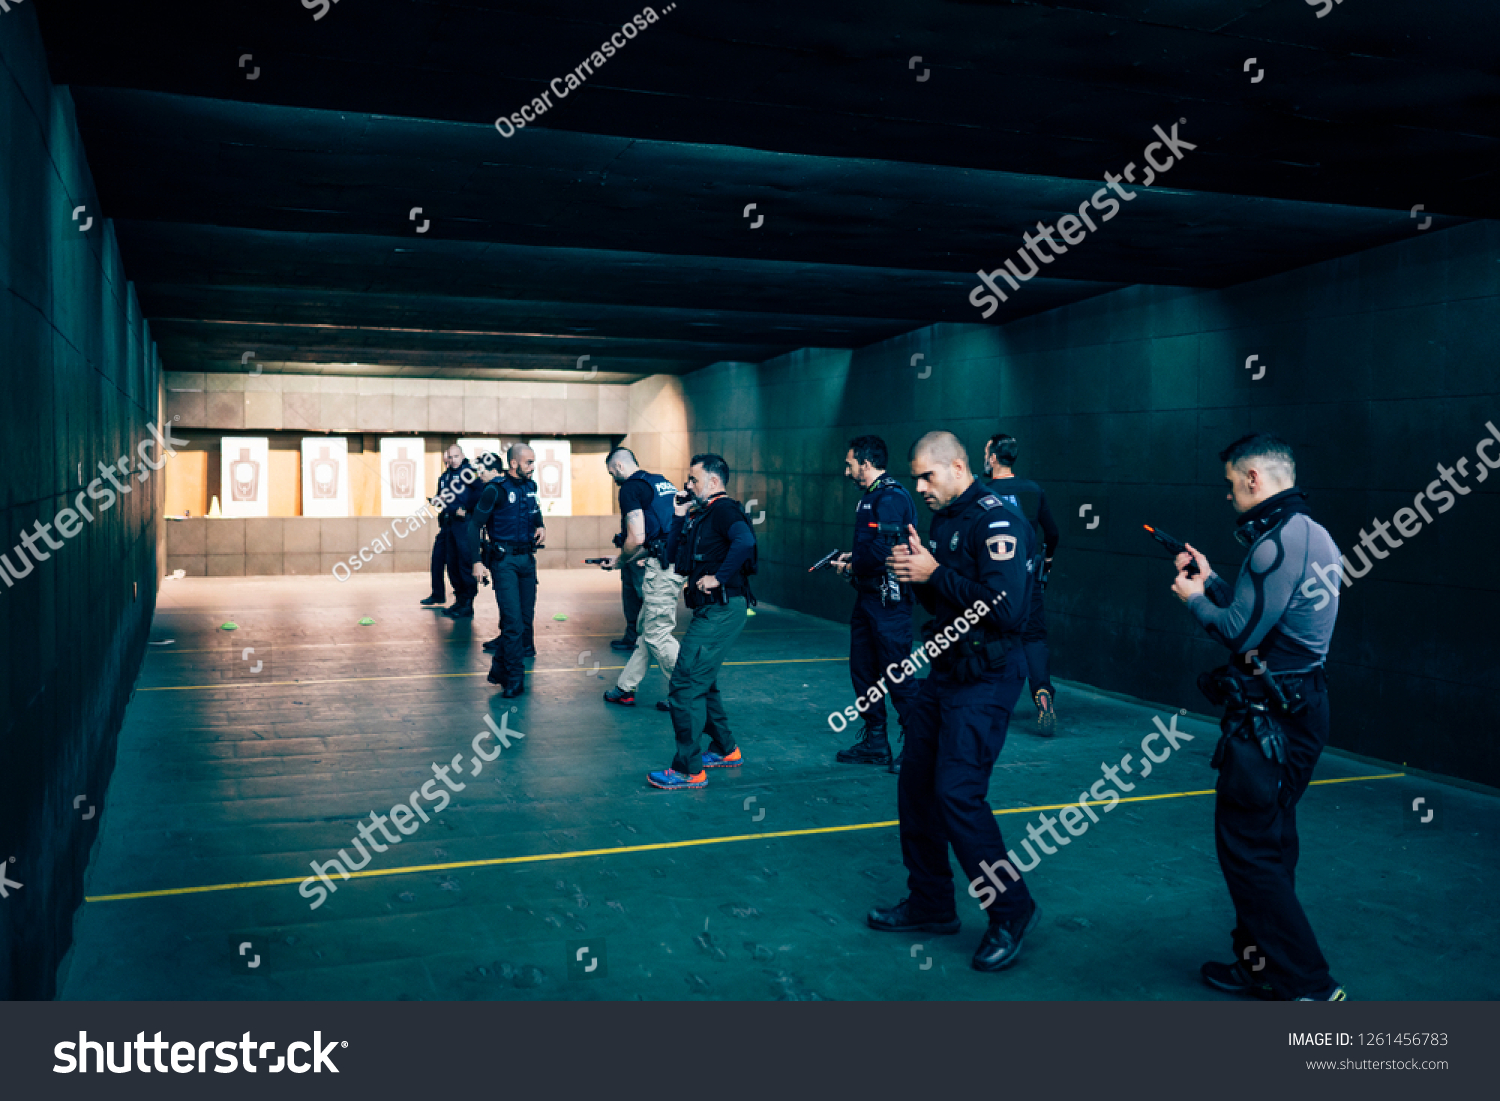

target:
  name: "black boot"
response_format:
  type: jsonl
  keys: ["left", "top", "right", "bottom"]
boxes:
{"left": 972, "top": 901, "right": 1041, "bottom": 972}
{"left": 867, "top": 896, "right": 961, "bottom": 935}
{"left": 836, "top": 725, "right": 892, "bottom": 765}
{"left": 420, "top": 594, "right": 445, "bottom": 606}
{"left": 888, "top": 730, "right": 905, "bottom": 774}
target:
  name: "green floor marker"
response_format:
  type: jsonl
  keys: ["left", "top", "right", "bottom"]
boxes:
{"left": 220, "top": 622, "right": 238, "bottom": 631}
{"left": 553, "top": 613, "right": 568, "bottom": 621}
{"left": 359, "top": 617, "right": 375, "bottom": 626}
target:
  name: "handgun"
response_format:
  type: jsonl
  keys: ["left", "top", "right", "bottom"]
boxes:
{"left": 1143, "top": 524, "right": 1199, "bottom": 577}
{"left": 584, "top": 558, "right": 611, "bottom": 565}
{"left": 809, "top": 549, "right": 843, "bottom": 574}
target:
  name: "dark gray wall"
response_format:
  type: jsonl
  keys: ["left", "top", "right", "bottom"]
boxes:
{"left": 1, "top": 10, "right": 163, "bottom": 998}
{"left": 681, "top": 220, "right": 1500, "bottom": 789}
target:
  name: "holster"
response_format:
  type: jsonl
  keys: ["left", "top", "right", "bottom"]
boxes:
{"left": 1201, "top": 665, "right": 1291, "bottom": 810}
{"left": 927, "top": 624, "right": 1016, "bottom": 683}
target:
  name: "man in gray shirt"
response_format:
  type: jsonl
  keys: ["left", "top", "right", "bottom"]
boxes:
{"left": 1171, "top": 433, "right": 1346, "bottom": 1001}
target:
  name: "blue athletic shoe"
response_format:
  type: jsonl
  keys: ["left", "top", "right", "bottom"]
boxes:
{"left": 701, "top": 748, "right": 743, "bottom": 769}
{"left": 647, "top": 768, "right": 707, "bottom": 790}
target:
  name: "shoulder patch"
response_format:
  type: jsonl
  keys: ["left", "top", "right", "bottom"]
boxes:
{"left": 977, "top": 495, "right": 1003, "bottom": 510}
{"left": 988, "top": 520, "right": 1011, "bottom": 528}
{"left": 986, "top": 534, "right": 1018, "bottom": 561}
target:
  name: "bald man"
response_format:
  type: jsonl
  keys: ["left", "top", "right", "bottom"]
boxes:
{"left": 468, "top": 444, "right": 546, "bottom": 698}
{"left": 866, "top": 431, "right": 1042, "bottom": 972}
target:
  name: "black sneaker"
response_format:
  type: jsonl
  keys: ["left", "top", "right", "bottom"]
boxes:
{"left": 972, "top": 901, "right": 1041, "bottom": 972}
{"left": 445, "top": 603, "right": 474, "bottom": 619}
{"left": 837, "top": 726, "right": 892, "bottom": 765}
{"left": 420, "top": 594, "right": 446, "bottom": 606}
{"left": 522, "top": 646, "right": 537, "bottom": 658}
{"left": 501, "top": 680, "right": 526, "bottom": 698}
{"left": 604, "top": 686, "right": 636, "bottom": 707}
{"left": 1034, "top": 688, "right": 1057, "bottom": 737}
{"left": 610, "top": 637, "right": 636, "bottom": 652}
{"left": 482, "top": 637, "right": 500, "bottom": 653}
{"left": 1200, "top": 960, "right": 1275, "bottom": 999}
{"left": 866, "top": 897, "right": 961, "bottom": 935}
{"left": 655, "top": 701, "right": 671, "bottom": 713}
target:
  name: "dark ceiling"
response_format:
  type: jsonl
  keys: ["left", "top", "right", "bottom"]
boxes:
{"left": 37, "top": 0, "right": 1497, "bottom": 380}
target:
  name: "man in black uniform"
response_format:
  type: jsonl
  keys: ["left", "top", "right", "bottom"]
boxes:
{"left": 983, "top": 434, "right": 1061, "bottom": 734}
{"left": 1172, "top": 433, "right": 1346, "bottom": 1001}
{"left": 830, "top": 435, "right": 919, "bottom": 771}
{"left": 647, "top": 454, "right": 757, "bottom": 791}
{"left": 421, "top": 445, "right": 476, "bottom": 613}
{"left": 468, "top": 445, "right": 546, "bottom": 698}
{"left": 609, "top": 451, "right": 648, "bottom": 653}
{"left": 867, "top": 431, "right": 1041, "bottom": 972}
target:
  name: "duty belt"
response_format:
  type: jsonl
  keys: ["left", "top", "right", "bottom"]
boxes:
{"left": 498, "top": 542, "right": 536, "bottom": 555}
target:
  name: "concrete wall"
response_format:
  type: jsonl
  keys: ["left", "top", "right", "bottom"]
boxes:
{"left": 163, "top": 371, "right": 631, "bottom": 436}
{"left": 680, "top": 221, "right": 1500, "bottom": 788}
{"left": 1, "top": 10, "right": 164, "bottom": 998}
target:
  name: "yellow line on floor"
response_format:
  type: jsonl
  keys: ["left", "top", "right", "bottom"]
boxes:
{"left": 135, "top": 655, "right": 848, "bottom": 692}
{"left": 82, "top": 772, "right": 1404, "bottom": 903}
{"left": 149, "top": 627, "right": 840, "bottom": 656}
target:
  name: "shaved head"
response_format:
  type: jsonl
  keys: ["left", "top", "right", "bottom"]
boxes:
{"left": 908, "top": 430, "right": 975, "bottom": 511}
{"left": 910, "top": 431, "right": 970, "bottom": 471}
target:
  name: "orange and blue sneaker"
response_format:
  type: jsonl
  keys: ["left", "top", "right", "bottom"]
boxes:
{"left": 701, "top": 747, "right": 742, "bottom": 769}
{"left": 647, "top": 768, "right": 707, "bottom": 790}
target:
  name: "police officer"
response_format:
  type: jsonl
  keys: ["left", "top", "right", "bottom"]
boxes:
{"left": 420, "top": 445, "right": 475, "bottom": 614}
{"left": 646, "top": 454, "right": 756, "bottom": 791}
{"left": 1172, "top": 433, "right": 1345, "bottom": 1001}
{"left": 468, "top": 445, "right": 546, "bottom": 698}
{"left": 830, "top": 435, "right": 918, "bottom": 771}
{"left": 867, "top": 431, "right": 1040, "bottom": 972}
{"left": 601, "top": 447, "right": 683, "bottom": 710}
{"left": 983, "top": 434, "right": 1061, "bottom": 734}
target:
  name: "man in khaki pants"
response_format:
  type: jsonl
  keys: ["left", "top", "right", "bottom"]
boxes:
{"left": 601, "top": 448, "right": 683, "bottom": 709}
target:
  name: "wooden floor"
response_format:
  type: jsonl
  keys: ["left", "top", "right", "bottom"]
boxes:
{"left": 58, "top": 571, "right": 1500, "bottom": 1000}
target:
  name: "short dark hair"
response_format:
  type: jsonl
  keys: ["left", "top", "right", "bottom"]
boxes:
{"left": 1219, "top": 432, "right": 1296, "bottom": 481}
{"left": 987, "top": 433, "right": 1019, "bottom": 468}
{"left": 847, "top": 435, "right": 888, "bottom": 470}
{"left": 605, "top": 446, "right": 636, "bottom": 467}
{"left": 480, "top": 451, "right": 503, "bottom": 471}
{"left": 690, "top": 453, "right": 730, "bottom": 486}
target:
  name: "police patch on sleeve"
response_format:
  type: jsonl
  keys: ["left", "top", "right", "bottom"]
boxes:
{"left": 986, "top": 534, "right": 1017, "bottom": 561}
{"left": 508, "top": 491, "right": 517, "bottom": 504}
{"left": 977, "top": 495, "right": 1003, "bottom": 510}
{"left": 949, "top": 531, "right": 961, "bottom": 551}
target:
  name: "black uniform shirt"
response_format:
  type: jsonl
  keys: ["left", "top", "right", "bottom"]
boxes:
{"left": 851, "top": 475, "right": 919, "bottom": 585}
{"left": 435, "top": 461, "right": 474, "bottom": 523}
{"left": 986, "top": 475, "right": 1059, "bottom": 558}
{"left": 465, "top": 473, "right": 543, "bottom": 563}
{"left": 918, "top": 480, "right": 1035, "bottom": 637}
